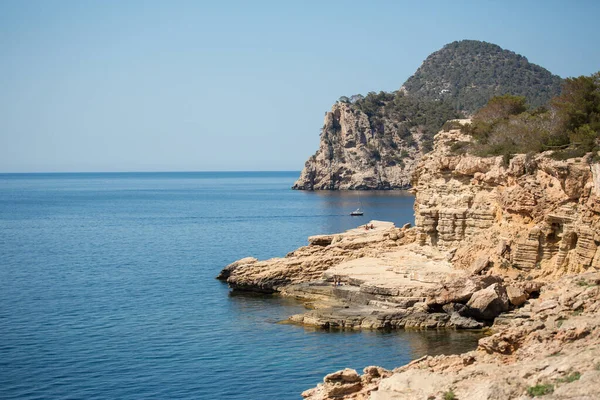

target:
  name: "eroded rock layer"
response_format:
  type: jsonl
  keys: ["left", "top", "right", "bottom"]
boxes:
{"left": 413, "top": 123, "right": 600, "bottom": 276}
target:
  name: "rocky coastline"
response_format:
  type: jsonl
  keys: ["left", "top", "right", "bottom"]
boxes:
{"left": 302, "top": 272, "right": 600, "bottom": 399}
{"left": 218, "top": 123, "right": 600, "bottom": 399}
{"left": 291, "top": 102, "right": 420, "bottom": 191}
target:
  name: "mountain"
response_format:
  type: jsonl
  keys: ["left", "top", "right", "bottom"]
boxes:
{"left": 292, "top": 40, "right": 564, "bottom": 190}
{"left": 402, "top": 40, "right": 563, "bottom": 113}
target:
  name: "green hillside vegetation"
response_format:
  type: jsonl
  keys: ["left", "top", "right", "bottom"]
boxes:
{"left": 341, "top": 91, "right": 460, "bottom": 152}
{"left": 403, "top": 40, "right": 563, "bottom": 113}
{"left": 454, "top": 72, "right": 600, "bottom": 161}
{"left": 334, "top": 41, "right": 565, "bottom": 156}
{"left": 331, "top": 41, "right": 568, "bottom": 163}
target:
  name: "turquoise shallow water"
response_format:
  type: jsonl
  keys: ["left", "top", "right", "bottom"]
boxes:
{"left": 0, "top": 172, "right": 481, "bottom": 399}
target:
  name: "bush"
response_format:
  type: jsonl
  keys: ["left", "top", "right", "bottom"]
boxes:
{"left": 459, "top": 73, "right": 600, "bottom": 160}
{"left": 552, "top": 72, "right": 600, "bottom": 136}
{"left": 558, "top": 371, "right": 581, "bottom": 383}
{"left": 549, "top": 147, "right": 588, "bottom": 160}
{"left": 474, "top": 94, "right": 528, "bottom": 123}
{"left": 527, "top": 383, "right": 554, "bottom": 396}
{"left": 449, "top": 140, "right": 470, "bottom": 154}
{"left": 442, "top": 120, "right": 464, "bottom": 131}
{"left": 443, "top": 390, "right": 456, "bottom": 400}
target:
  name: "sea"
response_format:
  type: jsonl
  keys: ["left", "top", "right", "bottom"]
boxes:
{"left": 0, "top": 171, "right": 482, "bottom": 399}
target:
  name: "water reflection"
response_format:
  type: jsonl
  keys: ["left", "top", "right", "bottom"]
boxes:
{"left": 299, "top": 190, "right": 416, "bottom": 235}
{"left": 400, "top": 330, "right": 483, "bottom": 358}
{"left": 225, "top": 292, "right": 483, "bottom": 374}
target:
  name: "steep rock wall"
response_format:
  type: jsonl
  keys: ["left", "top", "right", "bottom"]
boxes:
{"left": 292, "top": 103, "right": 421, "bottom": 190}
{"left": 412, "top": 124, "right": 600, "bottom": 276}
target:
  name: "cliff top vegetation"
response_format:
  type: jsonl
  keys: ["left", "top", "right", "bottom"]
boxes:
{"left": 451, "top": 71, "right": 600, "bottom": 161}
{"left": 334, "top": 41, "right": 565, "bottom": 154}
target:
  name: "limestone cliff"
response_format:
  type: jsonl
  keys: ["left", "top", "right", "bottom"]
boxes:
{"left": 292, "top": 102, "right": 421, "bottom": 190}
{"left": 413, "top": 121, "right": 600, "bottom": 276}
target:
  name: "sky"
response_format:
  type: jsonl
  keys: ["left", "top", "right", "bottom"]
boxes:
{"left": 1, "top": 0, "right": 599, "bottom": 173}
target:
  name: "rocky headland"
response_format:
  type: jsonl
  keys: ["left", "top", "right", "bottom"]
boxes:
{"left": 218, "top": 122, "right": 600, "bottom": 398}
{"left": 291, "top": 102, "right": 420, "bottom": 190}
{"left": 292, "top": 40, "right": 562, "bottom": 191}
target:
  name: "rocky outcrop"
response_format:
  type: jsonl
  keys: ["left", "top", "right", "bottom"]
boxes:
{"left": 302, "top": 273, "right": 600, "bottom": 399}
{"left": 221, "top": 121, "right": 600, "bottom": 398}
{"left": 465, "top": 283, "right": 510, "bottom": 320}
{"left": 292, "top": 102, "right": 421, "bottom": 190}
{"left": 413, "top": 123, "right": 600, "bottom": 276}
{"left": 218, "top": 221, "right": 538, "bottom": 332}
{"left": 293, "top": 41, "right": 564, "bottom": 191}
{"left": 302, "top": 366, "right": 392, "bottom": 399}
{"left": 217, "top": 221, "right": 419, "bottom": 293}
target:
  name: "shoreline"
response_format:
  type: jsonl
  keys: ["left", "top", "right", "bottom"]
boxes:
{"left": 218, "top": 125, "right": 600, "bottom": 398}
{"left": 218, "top": 222, "right": 600, "bottom": 399}
{"left": 218, "top": 220, "right": 536, "bottom": 332}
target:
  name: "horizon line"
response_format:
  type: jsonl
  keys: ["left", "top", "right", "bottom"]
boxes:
{"left": 0, "top": 170, "right": 302, "bottom": 175}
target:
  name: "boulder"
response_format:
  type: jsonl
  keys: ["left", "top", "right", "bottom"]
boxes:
{"left": 427, "top": 275, "right": 502, "bottom": 306}
{"left": 470, "top": 255, "right": 490, "bottom": 275}
{"left": 506, "top": 285, "right": 528, "bottom": 306}
{"left": 534, "top": 300, "right": 559, "bottom": 312}
{"left": 324, "top": 368, "right": 361, "bottom": 384}
{"left": 478, "top": 328, "right": 522, "bottom": 354}
{"left": 520, "top": 280, "right": 544, "bottom": 295}
{"left": 322, "top": 368, "right": 363, "bottom": 397}
{"left": 466, "top": 283, "right": 509, "bottom": 320}
{"left": 308, "top": 235, "right": 334, "bottom": 246}
{"left": 362, "top": 366, "right": 392, "bottom": 383}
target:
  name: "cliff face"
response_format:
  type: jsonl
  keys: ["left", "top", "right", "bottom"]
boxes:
{"left": 292, "top": 102, "right": 421, "bottom": 190}
{"left": 412, "top": 122, "right": 600, "bottom": 276}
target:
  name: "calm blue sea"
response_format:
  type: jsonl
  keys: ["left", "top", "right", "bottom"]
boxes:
{"left": 0, "top": 172, "right": 481, "bottom": 399}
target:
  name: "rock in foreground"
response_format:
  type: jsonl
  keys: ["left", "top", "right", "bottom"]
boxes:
{"left": 302, "top": 273, "right": 600, "bottom": 399}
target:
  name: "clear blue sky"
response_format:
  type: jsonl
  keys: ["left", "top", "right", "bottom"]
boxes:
{"left": 1, "top": 0, "right": 599, "bottom": 172}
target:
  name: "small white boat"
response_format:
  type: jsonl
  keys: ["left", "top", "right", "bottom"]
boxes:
{"left": 350, "top": 208, "right": 363, "bottom": 216}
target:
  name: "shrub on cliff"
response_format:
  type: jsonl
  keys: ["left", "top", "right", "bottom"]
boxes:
{"left": 457, "top": 72, "right": 600, "bottom": 160}
{"left": 552, "top": 72, "right": 600, "bottom": 154}
{"left": 527, "top": 383, "right": 554, "bottom": 397}
{"left": 352, "top": 90, "right": 460, "bottom": 146}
